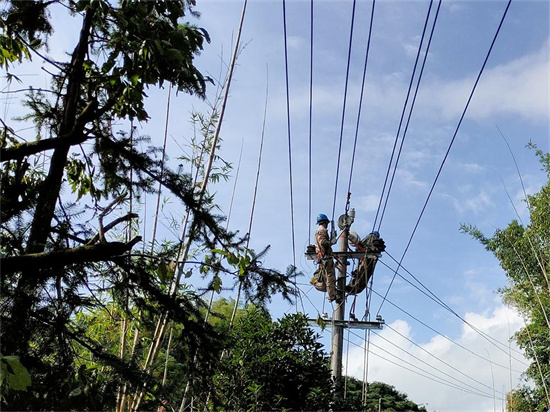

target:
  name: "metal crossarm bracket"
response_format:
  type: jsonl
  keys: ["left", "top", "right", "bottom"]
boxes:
{"left": 307, "top": 317, "right": 384, "bottom": 330}
{"left": 304, "top": 250, "right": 381, "bottom": 260}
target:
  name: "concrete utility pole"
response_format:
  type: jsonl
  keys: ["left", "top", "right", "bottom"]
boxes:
{"left": 305, "top": 209, "right": 385, "bottom": 385}
{"left": 330, "top": 227, "right": 348, "bottom": 379}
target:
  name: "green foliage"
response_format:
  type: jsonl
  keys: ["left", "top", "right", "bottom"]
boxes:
{"left": 0, "top": 0, "right": 294, "bottom": 410}
{"left": 364, "top": 381, "right": 428, "bottom": 411}
{"left": 211, "top": 309, "right": 333, "bottom": 411}
{"left": 0, "top": 34, "right": 31, "bottom": 69}
{"left": 331, "top": 379, "right": 428, "bottom": 412}
{"left": 507, "top": 385, "right": 548, "bottom": 412}
{"left": 0, "top": 354, "right": 31, "bottom": 401}
{"left": 462, "top": 146, "right": 550, "bottom": 408}
{"left": 0, "top": 0, "right": 52, "bottom": 69}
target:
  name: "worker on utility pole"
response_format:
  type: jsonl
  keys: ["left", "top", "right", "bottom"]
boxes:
{"left": 313, "top": 213, "right": 338, "bottom": 302}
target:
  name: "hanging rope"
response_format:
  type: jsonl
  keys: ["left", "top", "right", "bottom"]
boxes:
{"left": 377, "top": 0, "right": 512, "bottom": 315}
{"left": 360, "top": 261, "right": 376, "bottom": 404}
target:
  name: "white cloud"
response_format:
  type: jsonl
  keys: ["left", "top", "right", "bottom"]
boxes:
{"left": 287, "top": 35, "right": 303, "bottom": 50}
{"left": 441, "top": 189, "right": 494, "bottom": 215}
{"left": 461, "top": 163, "right": 486, "bottom": 174}
{"left": 465, "top": 191, "right": 493, "bottom": 213}
{"left": 463, "top": 268, "right": 501, "bottom": 307}
{"left": 397, "top": 168, "right": 428, "bottom": 188}
{"left": 447, "top": 1, "right": 465, "bottom": 14}
{"left": 420, "top": 42, "right": 550, "bottom": 123}
{"left": 343, "top": 306, "right": 528, "bottom": 412}
{"left": 342, "top": 40, "right": 549, "bottom": 127}
{"left": 404, "top": 36, "right": 423, "bottom": 59}
{"left": 356, "top": 194, "right": 381, "bottom": 213}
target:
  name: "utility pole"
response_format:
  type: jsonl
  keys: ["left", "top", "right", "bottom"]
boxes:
{"left": 305, "top": 209, "right": 385, "bottom": 390}
{"left": 330, "top": 226, "right": 348, "bottom": 379}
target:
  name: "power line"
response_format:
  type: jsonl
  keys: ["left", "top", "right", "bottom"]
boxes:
{"left": 372, "top": 0, "right": 435, "bottom": 232}
{"left": 366, "top": 348, "right": 503, "bottom": 401}
{"left": 282, "top": 0, "right": 297, "bottom": 269}
{"left": 370, "top": 288, "right": 524, "bottom": 373}
{"left": 377, "top": 0, "right": 442, "bottom": 231}
{"left": 376, "top": 324, "right": 503, "bottom": 396}
{"left": 308, "top": 0, "right": 314, "bottom": 243}
{"left": 346, "top": 0, "right": 376, "bottom": 196}
{"left": 377, "top": 0, "right": 513, "bottom": 314}
{"left": 344, "top": 331, "right": 503, "bottom": 401}
{"left": 380, "top": 252, "right": 528, "bottom": 362}
{"left": 366, "top": 338, "right": 501, "bottom": 399}
{"left": 331, "top": 0, "right": 357, "bottom": 222}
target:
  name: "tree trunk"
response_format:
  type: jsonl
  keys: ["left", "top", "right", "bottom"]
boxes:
{"left": 4, "top": 9, "right": 94, "bottom": 357}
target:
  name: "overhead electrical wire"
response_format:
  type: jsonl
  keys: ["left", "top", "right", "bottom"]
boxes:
{"left": 286, "top": 2, "right": 523, "bottom": 406}
{"left": 376, "top": 0, "right": 442, "bottom": 231}
{"left": 331, "top": 0, "right": 357, "bottom": 222}
{"left": 377, "top": 0, "right": 513, "bottom": 315}
{"left": 372, "top": 0, "right": 435, "bottom": 231}
{"left": 378, "top": 254, "right": 528, "bottom": 362}
{"left": 373, "top": 325, "right": 504, "bottom": 396}
{"left": 346, "top": 0, "right": 376, "bottom": 196}
{"left": 344, "top": 332, "right": 503, "bottom": 400}
{"left": 367, "top": 348, "right": 503, "bottom": 400}
{"left": 282, "top": 0, "right": 297, "bottom": 268}
{"left": 370, "top": 288, "right": 524, "bottom": 373}
{"left": 360, "top": 0, "right": 435, "bottom": 395}
{"left": 364, "top": 337, "right": 502, "bottom": 399}
{"left": 308, "top": 0, "right": 314, "bottom": 243}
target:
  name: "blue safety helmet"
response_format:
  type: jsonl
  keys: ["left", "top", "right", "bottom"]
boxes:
{"left": 316, "top": 213, "right": 329, "bottom": 224}
{"left": 371, "top": 230, "right": 380, "bottom": 237}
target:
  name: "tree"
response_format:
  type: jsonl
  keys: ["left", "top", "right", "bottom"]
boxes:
{"left": 211, "top": 308, "right": 334, "bottom": 411}
{"left": 462, "top": 146, "right": 550, "bottom": 411}
{"left": 0, "top": 1, "right": 294, "bottom": 409}
{"left": 331, "top": 378, "right": 428, "bottom": 412}
{"left": 363, "top": 381, "right": 428, "bottom": 412}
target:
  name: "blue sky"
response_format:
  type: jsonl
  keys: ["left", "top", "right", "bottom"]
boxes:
{"left": 2, "top": 0, "right": 549, "bottom": 411}
{"left": 185, "top": 1, "right": 549, "bottom": 410}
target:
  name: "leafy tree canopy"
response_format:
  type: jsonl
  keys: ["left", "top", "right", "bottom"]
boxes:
{"left": 462, "top": 146, "right": 550, "bottom": 411}
{"left": 211, "top": 308, "right": 333, "bottom": 411}
{"left": 0, "top": 1, "right": 294, "bottom": 410}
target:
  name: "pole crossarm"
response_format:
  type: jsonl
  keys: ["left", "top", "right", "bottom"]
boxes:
{"left": 304, "top": 250, "right": 381, "bottom": 260}
{"left": 307, "top": 318, "right": 385, "bottom": 330}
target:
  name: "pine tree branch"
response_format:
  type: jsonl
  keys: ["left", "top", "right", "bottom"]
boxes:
{"left": 87, "top": 212, "right": 139, "bottom": 245}
{"left": 0, "top": 100, "right": 98, "bottom": 162}
{"left": 1, "top": 236, "right": 141, "bottom": 274}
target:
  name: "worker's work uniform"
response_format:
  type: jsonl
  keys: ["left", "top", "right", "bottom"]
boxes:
{"left": 313, "top": 224, "right": 336, "bottom": 302}
{"left": 346, "top": 232, "right": 386, "bottom": 294}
